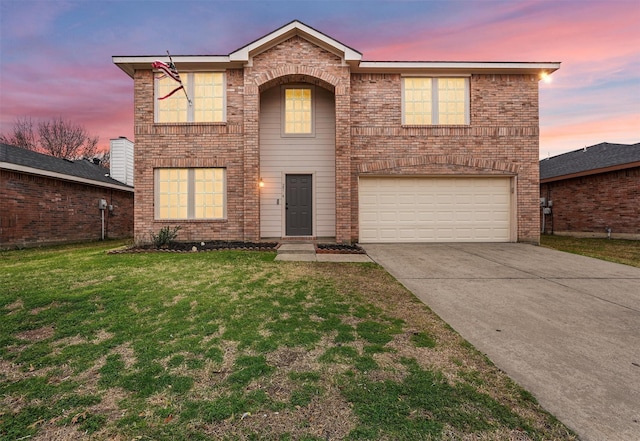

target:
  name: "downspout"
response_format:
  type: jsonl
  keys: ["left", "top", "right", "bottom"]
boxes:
{"left": 99, "top": 199, "right": 107, "bottom": 240}
{"left": 547, "top": 186, "right": 553, "bottom": 234}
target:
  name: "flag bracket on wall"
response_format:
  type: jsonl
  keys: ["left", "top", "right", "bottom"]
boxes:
{"left": 152, "top": 51, "right": 192, "bottom": 105}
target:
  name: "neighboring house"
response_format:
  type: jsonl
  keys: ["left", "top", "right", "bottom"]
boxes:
{"left": 540, "top": 142, "right": 640, "bottom": 239}
{"left": 113, "top": 20, "right": 560, "bottom": 245}
{"left": 0, "top": 143, "right": 134, "bottom": 249}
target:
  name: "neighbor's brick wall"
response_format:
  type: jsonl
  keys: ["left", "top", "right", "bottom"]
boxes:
{"left": 0, "top": 170, "right": 133, "bottom": 248}
{"left": 350, "top": 73, "right": 541, "bottom": 243}
{"left": 540, "top": 167, "right": 640, "bottom": 236}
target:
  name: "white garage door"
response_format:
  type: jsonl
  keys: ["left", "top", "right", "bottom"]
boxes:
{"left": 359, "top": 177, "right": 512, "bottom": 243}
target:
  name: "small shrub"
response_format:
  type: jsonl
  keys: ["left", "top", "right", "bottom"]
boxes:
{"left": 151, "top": 226, "right": 181, "bottom": 248}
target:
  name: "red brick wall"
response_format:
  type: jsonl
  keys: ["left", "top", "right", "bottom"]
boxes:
{"left": 0, "top": 170, "right": 134, "bottom": 248}
{"left": 540, "top": 167, "right": 640, "bottom": 237}
{"left": 132, "top": 68, "right": 246, "bottom": 243}
{"left": 131, "top": 37, "right": 542, "bottom": 244}
{"left": 350, "top": 73, "right": 541, "bottom": 243}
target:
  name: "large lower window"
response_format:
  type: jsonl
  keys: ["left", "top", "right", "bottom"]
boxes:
{"left": 403, "top": 77, "right": 469, "bottom": 125}
{"left": 156, "top": 168, "right": 226, "bottom": 220}
{"left": 155, "top": 72, "right": 225, "bottom": 123}
{"left": 283, "top": 86, "right": 314, "bottom": 135}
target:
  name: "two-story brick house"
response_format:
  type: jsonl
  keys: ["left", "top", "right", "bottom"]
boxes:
{"left": 113, "top": 20, "right": 559, "bottom": 245}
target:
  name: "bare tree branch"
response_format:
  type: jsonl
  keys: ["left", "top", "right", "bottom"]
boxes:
{"left": 2, "top": 116, "right": 102, "bottom": 161}
{"left": 0, "top": 117, "right": 38, "bottom": 151}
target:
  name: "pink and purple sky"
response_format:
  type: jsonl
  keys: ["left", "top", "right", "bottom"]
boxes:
{"left": 1, "top": 0, "right": 638, "bottom": 159}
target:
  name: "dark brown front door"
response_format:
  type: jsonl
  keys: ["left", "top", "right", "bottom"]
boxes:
{"left": 286, "top": 174, "right": 312, "bottom": 236}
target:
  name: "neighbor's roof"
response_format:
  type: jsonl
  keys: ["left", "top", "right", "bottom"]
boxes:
{"left": 113, "top": 20, "right": 560, "bottom": 78}
{"left": 0, "top": 143, "right": 133, "bottom": 191}
{"left": 540, "top": 142, "right": 640, "bottom": 182}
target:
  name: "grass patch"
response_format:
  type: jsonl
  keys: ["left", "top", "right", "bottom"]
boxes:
{"left": 541, "top": 235, "right": 640, "bottom": 267}
{"left": 341, "top": 358, "right": 531, "bottom": 439}
{"left": 411, "top": 330, "right": 437, "bottom": 348}
{"left": 0, "top": 241, "right": 577, "bottom": 440}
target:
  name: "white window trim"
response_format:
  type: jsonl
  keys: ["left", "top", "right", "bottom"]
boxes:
{"left": 154, "top": 168, "right": 227, "bottom": 220}
{"left": 154, "top": 72, "right": 227, "bottom": 123}
{"left": 401, "top": 76, "right": 470, "bottom": 125}
{"left": 280, "top": 85, "right": 316, "bottom": 137}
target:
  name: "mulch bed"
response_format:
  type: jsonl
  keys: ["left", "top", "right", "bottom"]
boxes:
{"left": 108, "top": 241, "right": 278, "bottom": 254}
{"left": 315, "top": 243, "right": 366, "bottom": 254}
{"left": 109, "top": 241, "right": 366, "bottom": 254}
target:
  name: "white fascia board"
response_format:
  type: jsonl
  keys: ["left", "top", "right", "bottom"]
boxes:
{"left": 113, "top": 56, "right": 235, "bottom": 78}
{"left": 355, "top": 61, "right": 561, "bottom": 75}
{"left": 1, "top": 162, "right": 134, "bottom": 192}
{"left": 229, "top": 21, "right": 362, "bottom": 62}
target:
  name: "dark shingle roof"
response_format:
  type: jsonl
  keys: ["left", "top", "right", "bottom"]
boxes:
{"left": 0, "top": 143, "right": 132, "bottom": 188}
{"left": 540, "top": 142, "right": 640, "bottom": 180}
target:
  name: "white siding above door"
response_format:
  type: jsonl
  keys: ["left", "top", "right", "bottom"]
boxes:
{"left": 359, "top": 177, "right": 512, "bottom": 243}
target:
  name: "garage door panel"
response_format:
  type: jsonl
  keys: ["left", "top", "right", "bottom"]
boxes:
{"left": 397, "top": 194, "right": 415, "bottom": 204}
{"left": 359, "top": 177, "right": 511, "bottom": 243}
{"left": 416, "top": 212, "right": 436, "bottom": 222}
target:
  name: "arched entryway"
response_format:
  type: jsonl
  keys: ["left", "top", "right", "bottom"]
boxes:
{"left": 258, "top": 76, "right": 336, "bottom": 239}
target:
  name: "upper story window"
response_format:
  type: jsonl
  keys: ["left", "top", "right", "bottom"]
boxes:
{"left": 282, "top": 86, "right": 314, "bottom": 136}
{"left": 155, "top": 72, "right": 225, "bottom": 123}
{"left": 402, "top": 77, "right": 469, "bottom": 125}
{"left": 155, "top": 168, "right": 226, "bottom": 220}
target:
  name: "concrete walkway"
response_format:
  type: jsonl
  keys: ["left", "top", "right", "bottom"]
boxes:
{"left": 363, "top": 243, "right": 640, "bottom": 441}
{"left": 275, "top": 243, "right": 372, "bottom": 262}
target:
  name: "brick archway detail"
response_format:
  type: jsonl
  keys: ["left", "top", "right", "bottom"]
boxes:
{"left": 256, "top": 66, "right": 341, "bottom": 93}
{"left": 358, "top": 155, "right": 520, "bottom": 174}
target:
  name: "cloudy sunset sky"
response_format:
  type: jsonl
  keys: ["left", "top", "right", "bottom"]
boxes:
{"left": 1, "top": 0, "right": 638, "bottom": 159}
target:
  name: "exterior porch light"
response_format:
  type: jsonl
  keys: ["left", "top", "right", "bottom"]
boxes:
{"left": 259, "top": 177, "right": 265, "bottom": 188}
{"left": 540, "top": 71, "right": 552, "bottom": 84}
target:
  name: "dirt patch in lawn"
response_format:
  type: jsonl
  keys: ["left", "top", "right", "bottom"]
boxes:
{"left": 15, "top": 325, "right": 55, "bottom": 342}
{"left": 200, "top": 390, "right": 356, "bottom": 441}
{"left": 31, "top": 425, "right": 85, "bottom": 441}
{"left": 5, "top": 298, "right": 24, "bottom": 313}
{"left": 109, "top": 342, "right": 137, "bottom": 369}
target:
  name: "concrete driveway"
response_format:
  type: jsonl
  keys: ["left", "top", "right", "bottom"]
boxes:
{"left": 363, "top": 243, "right": 640, "bottom": 441}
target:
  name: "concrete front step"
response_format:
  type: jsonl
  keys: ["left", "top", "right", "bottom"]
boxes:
{"left": 277, "top": 243, "right": 316, "bottom": 254}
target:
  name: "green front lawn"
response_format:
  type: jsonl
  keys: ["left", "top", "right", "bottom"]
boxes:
{"left": 541, "top": 235, "right": 640, "bottom": 268}
{"left": 0, "top": 241, "right": 576, "bottom": 440}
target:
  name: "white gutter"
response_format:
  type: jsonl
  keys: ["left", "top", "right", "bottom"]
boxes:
{"left": 1, "top": 162, "right": 134, "bottom": 192}
{"left": 354, "top": 61, "right": 561, "bottom": 74}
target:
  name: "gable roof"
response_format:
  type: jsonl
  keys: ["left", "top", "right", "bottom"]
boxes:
{"left": 540, "top": 142, "right": 640, "bottom": 182}
{"left": 0, "top": 143, "right": 133, "bottom": 191}
{"left": 229, "top": 20, "right": 362, "bottom": 64}
{"left": 113, "top": 20, "right": 560, "bottom": 78}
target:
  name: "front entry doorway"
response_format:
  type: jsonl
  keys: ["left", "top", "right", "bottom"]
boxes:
{"left": 285, "top": 174, "right": 312, "bottom": 236}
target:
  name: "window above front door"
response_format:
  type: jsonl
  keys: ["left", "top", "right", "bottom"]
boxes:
{"left": 282, "top": 86, "right": 315, "bottom": 137}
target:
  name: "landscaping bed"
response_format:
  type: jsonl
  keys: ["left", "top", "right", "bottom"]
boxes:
{"left": 110, "top": 241, "right": 367, "bottom": 254}
{"left": 109, "top": 241, "right": 279, "bottom": 254}
{"left": 315, "top": 243, "right": 366, "bottom": 254}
